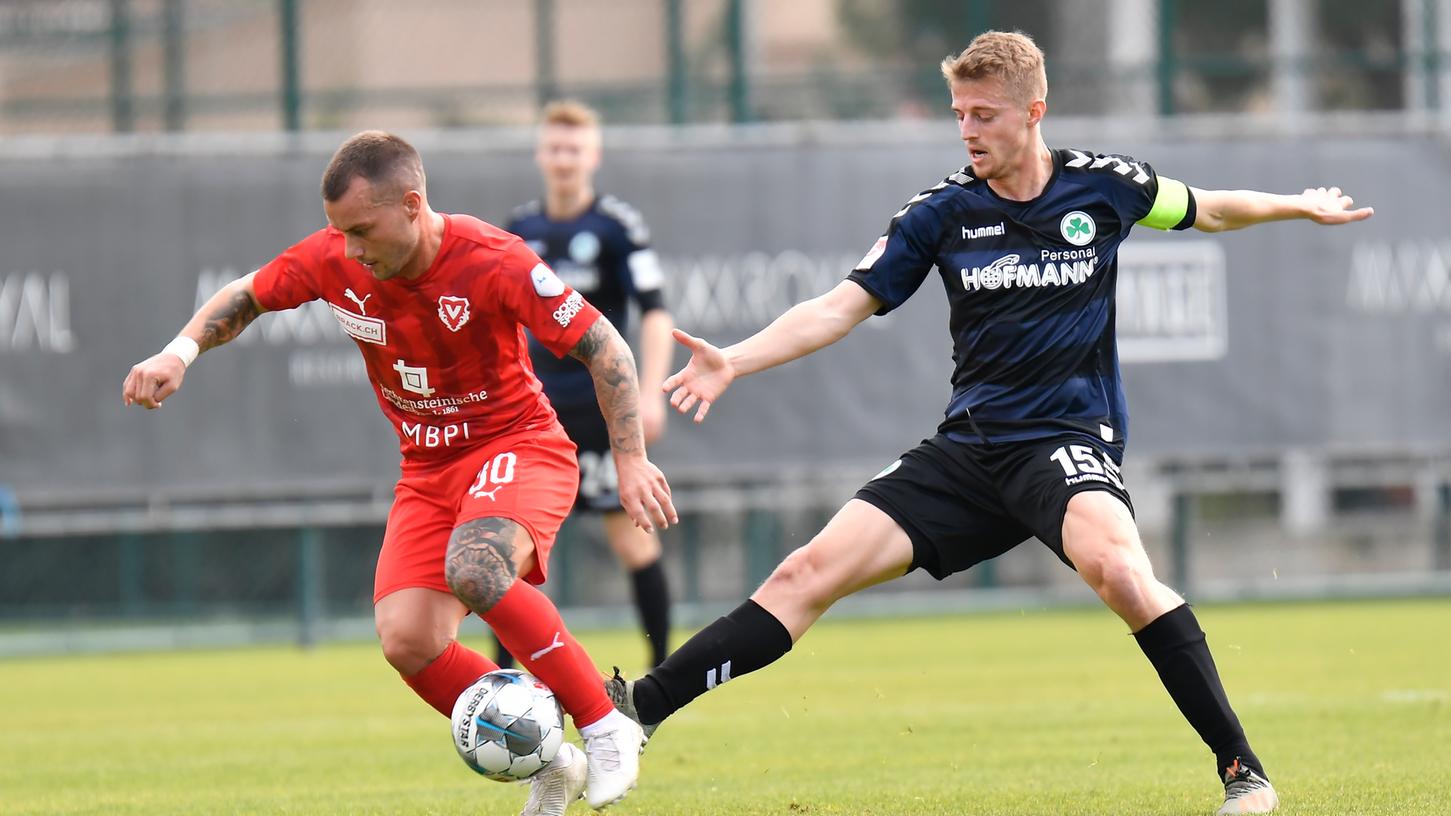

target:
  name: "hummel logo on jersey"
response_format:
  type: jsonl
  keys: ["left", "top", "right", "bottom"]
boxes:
{"left": 530, "top": 262, "right": 566, "bottom": 297}
{"left": 961, "top": 223, "right": 1006, "bottom": 240}
{"left": 437, "top": 295, "right": 471, "bottom": 332}
{"left": 705, "top": 660, "right": 732, "bottom": 690}
{"left": 530, "top": 632, "right": 566, "bottom": 660}
{"left": 961, "top": 252, "right": 1099, "bottom": 292}
{"left": 343, "top": 288, "right": 372, "bottom": 314}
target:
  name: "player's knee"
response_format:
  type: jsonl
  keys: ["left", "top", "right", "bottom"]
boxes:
{"left": 376, "top": 617, "right": 449, "bottom": 675}
{"left": 443, "top": 517, "right": 521, "bottom": 614}
{"left": 443, "top": 554, "right": 516, "bottom": 614}
{"left": 1075, "top": 536, "right": 1150, "bottom": 596}
{"left": 764, "top": 543, "right": 832, "bottom": 606}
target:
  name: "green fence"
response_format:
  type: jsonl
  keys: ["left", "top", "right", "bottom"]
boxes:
{"left": 0, "top": 0, "right": 1436, "bottom": 135}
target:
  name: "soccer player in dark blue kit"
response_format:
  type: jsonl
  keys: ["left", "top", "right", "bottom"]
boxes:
{"left": 606, "top": 32, "right": 1373, "bottom": 814}
{"left": 504, "top": 100, "right": 676, "bottom": 670}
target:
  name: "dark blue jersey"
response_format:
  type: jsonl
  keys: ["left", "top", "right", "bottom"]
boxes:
{"left": 508, "top": 194, "right": 666, "bottom": 406}
{"left": 847, "top": 148, "right": 1196, "bottom": 447}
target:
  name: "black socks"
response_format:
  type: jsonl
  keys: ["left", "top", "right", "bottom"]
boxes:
{"left": 1134, "top": 604, "right": 1267, "bottom": 782}
{"left": 629, "top": 559, "right": 672, "bottom": 668}
{"left": 632, "top": 599, "right": 793, "bottom": 725}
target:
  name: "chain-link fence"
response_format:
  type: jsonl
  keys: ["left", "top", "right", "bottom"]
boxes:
{"left": 0, "top": 0, "right": 1439, "bottom": 134}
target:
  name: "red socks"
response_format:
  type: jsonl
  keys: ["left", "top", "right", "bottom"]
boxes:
{"left": 481, "top": 581, "right": 613, "bottom": 728}
{"left": 399, "top": 583, "right": 611, "bottom": 727}
{"left": 403, "top": 639, "right": 498, "bottom": 717}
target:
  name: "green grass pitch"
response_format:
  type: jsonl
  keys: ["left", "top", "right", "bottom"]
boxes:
{"left": 2, "top": 599, "right": 1448, "bottom": 815}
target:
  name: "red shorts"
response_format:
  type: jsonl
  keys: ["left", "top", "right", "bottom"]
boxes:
{"left": 373, "top": 425, "right": 579, "bottom": 603}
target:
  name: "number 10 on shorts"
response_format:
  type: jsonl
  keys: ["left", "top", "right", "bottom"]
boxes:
{"left": 1048, "top": 444, "right": 1124, "bottom": 488}
{"left": 468, "top": 451, "right": 517, "bottom": 500}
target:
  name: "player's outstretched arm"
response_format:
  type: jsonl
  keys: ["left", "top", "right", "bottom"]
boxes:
{"left": 1191, "top": 185, "right": 1374, "bottom": 232}
{"left": 662, "top": 280, "right": 880, "bottom": 423}
{"left": 122, "top": 272, "right": 266, "bottom": 409}
{"left": 569, "top": 316, "right": 679, "bottom": 533}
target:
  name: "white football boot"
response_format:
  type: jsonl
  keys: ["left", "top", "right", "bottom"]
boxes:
{"left": 521, "top": 742, "right": 586, "bottom": 816}
{"left": 1216, "top": 758, "right": 1279, "bottom": 815}
{"left": 580, "top": 711, "right": 646, "bottom": 809}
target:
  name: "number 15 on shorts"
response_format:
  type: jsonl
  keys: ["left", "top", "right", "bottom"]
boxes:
{"left": 1049, "top": 444, "right": 1124, "bottom": 489}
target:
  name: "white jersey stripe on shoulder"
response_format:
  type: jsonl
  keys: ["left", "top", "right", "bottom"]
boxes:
{"left": 1080, "top": 152, "right": 1151, "bottom": 185}
{"left": 877, "top": 166, "right": 977, "bottom": 241}
{"left": 888, "top": 168, "right": 973, "bottom": 223}
{"left": 598, "top": 194, "right": 651, "bottom": 245}
{"left": 510, "top": 199, "right": 543, "bottom": 221}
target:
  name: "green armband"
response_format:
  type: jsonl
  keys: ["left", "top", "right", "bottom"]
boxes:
{"left": 1138, "top": 176, "right": 1191, "bottom": 230}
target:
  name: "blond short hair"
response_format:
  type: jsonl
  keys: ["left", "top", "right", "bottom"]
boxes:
{"left": 540, "top": 99, "right": 600, "bottom": 129}
{"left": 940, "top": 31, "right": 1047, "bottom": 105}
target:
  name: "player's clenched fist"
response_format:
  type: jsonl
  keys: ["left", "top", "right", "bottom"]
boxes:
{"left": 122, "top": 352, "right": 187, "bottom": 409}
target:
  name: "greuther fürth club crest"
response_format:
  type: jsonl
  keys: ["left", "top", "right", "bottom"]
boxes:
{"left": 437, "top": 295, "right": 471, "bottom": 332}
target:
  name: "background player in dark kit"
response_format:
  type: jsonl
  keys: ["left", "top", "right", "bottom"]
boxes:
{"left": 506, "top": 100, "right": 676, "bottom": 670}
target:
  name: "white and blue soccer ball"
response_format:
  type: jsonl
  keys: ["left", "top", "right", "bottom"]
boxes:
{"left": 451, "top": 669, "right": 566, "bottom": 781}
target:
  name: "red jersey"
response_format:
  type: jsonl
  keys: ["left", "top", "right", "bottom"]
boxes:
{"left": 253, "top": 214, "right": 602, "bottom": 462}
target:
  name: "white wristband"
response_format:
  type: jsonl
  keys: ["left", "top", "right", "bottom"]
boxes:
{"left": 162, "top": 336, "right": 200, "bottom": 368}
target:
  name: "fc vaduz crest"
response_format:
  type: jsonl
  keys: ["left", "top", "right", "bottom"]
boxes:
{"left": 437, "top": 295, "right": 471, "bottom": 332}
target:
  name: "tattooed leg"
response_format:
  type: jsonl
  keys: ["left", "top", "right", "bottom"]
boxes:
{"left": 450, "top": 515, "right": 617, "bottom": 728}
{"left": 444, "top": 517, "right": 530, "bottom": 614}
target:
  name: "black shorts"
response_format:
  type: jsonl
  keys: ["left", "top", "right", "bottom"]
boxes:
{"left": 553, "top": 399, "right": 619, "bottom": 513}
{"left": 854, "top": 433, "right": 1134, "bottom": 580}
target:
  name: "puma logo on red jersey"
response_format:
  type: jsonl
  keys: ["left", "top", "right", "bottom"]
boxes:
{"left": 344, "top": 288, "right": 372, "bottom": 314}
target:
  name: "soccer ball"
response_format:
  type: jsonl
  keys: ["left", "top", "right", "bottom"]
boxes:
{"left": 451, "top": 669, "right": 566, "bottom": 781}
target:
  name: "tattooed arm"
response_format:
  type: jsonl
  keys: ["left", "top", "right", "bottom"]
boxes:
{"left": 122, "top": 272, "right": 266, "bottom": 409}
{"left": 569, "top": 316, "right": 646, "bottom": 457}
{"left": 568, "top": 316, "right": 679, "bottom": 532}
{"left": 187, "top": 271, "right": 265, "bottom": 353}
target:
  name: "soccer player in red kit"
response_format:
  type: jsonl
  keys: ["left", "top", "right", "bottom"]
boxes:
{"left": 122, "top": 131, "right": 673, "bottom": 815}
